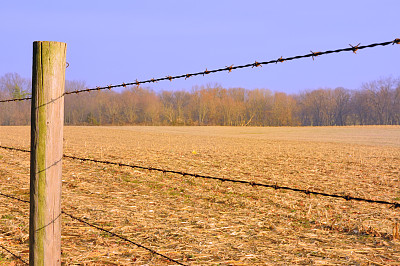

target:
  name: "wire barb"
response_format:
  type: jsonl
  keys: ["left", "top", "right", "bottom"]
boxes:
{"left": 349, "top": 43, "right": 361, "bottom": 54}
{"left": 226, "top": 64, "right": 234, "bottom": 73}
{"left": 310, "top": 50, "right": 321, "bottom": 60}
{"left": 277, "top": 56, "right": 285, "bottom": 63}
{"left": 253, "top": 61, "right": 262, "bottom": 68}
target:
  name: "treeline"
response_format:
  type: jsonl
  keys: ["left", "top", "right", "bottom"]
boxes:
{"left": 0, "top": 73, "right": 399, "bottom": 126}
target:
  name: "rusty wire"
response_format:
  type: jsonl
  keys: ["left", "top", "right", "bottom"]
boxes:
{"left": 1, "top": 144, "right": 399, "bottom": 208}
{"left": 0, "top": 38, "right": 398, "bottom": 104}
{"left": 0, "top": 191, "right": 187, "bottom": 266}
{"left": 0, "top": 242, "right": 28, "bottom": 265}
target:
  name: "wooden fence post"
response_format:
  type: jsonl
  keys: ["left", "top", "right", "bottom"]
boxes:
{"left": 29, "top": 41, "right": 66, "bottom": 265}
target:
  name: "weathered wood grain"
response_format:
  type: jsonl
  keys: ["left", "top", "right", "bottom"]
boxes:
{"left": 30, "top": 41, "right": 66, "bottom": 265}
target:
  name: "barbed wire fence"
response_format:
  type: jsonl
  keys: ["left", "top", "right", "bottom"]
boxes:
{"left": 0, "top": 38, "right": 399, "bottom": 264}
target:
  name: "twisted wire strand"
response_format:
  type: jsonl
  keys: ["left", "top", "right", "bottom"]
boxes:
{"left": 0, "top": 38, "right": 398, "bottom": 103}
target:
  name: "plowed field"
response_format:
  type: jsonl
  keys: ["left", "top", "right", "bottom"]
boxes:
{"left": 1, "top": 126, "right": 400, "bottom": 265}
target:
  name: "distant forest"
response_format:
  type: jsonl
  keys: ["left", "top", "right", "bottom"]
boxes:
{"left": 0, "top": 73, "right": 399, "bottom": 126}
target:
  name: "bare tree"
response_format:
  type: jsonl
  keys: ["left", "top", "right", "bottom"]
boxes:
{"left": 332, "top": 87, "right": 351, "bottom": 126}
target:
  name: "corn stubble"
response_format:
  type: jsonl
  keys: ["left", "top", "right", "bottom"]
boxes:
{"left": 0, "top": 126, "right": 400, "bottom": 265}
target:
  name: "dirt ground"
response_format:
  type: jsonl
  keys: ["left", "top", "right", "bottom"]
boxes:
{"left": 1, "top": 126, "right": 400, "bottom": 265}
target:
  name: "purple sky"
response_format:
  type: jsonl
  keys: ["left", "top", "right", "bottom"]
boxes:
{"left": 0, "top": 1, "right": 399, "bottom": 94}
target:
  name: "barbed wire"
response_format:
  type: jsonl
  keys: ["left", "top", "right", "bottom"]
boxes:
{"left": 1, "top": 144, "right": 399, "bottom": 208}
{"left": 61, "top": 210, "right": 187, "bottom": 266}
{"left": 0, "top": 242, "right": 28, "bottom": 265}
{"left": 62, "top": 154, "right": 400, "bottom": 208}
{"left": 0, "top": 191, "right": 29, "bottom": 204}
{"left": 0, "top": 191, "right": 187, "bottom": 265}
{"left": 0, "top": 38, "right": 398, "bottom": 104}
{"left": 0, "top": 97, "right": 32, "bottom": 103}
{"left": 0, "top": 145, "right": 29, "bottom": 153}
{"left": 0, "top": 192, "right": 29, "bottom": 265}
